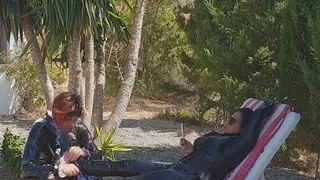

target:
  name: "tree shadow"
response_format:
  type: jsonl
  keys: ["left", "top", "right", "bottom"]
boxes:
{"left": 113, "top": 146, "right": 183, "bottom": 163}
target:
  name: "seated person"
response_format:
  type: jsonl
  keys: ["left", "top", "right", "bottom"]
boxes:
{"left": 57, "top": 102, "right": 274, "bottom": 180}
{"left": 21, "top": 92, "right": 101, "bottom": 179}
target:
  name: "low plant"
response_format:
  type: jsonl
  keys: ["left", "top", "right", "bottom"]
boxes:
{"left": 1, "top": 128, "right": 25, "bottom": 176}
{"left": 153, "top": 109, "right": 203, "bottom": 125}
{"left": 95, "top": 126, "right": 132, "bottom": 161}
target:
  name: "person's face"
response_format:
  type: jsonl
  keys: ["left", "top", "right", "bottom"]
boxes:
{"left": 60, "top": 116, "right": 79, "bottom": 133}
{"left": 223, "top": 111, "right": 242, "bottom": 134}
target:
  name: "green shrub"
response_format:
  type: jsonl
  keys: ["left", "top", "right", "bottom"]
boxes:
{"left": 1, "top": 128, "right": 25, "bottom": 176}
{"left": 153, "top": 109, "right": 203, "bottom": 125}
{"left": 4, "top": 54, "right": 66, "bottom": 111}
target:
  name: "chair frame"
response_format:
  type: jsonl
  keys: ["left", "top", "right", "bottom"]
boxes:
{"left": 244, "top": 112, "right": 300, "bottom": 180}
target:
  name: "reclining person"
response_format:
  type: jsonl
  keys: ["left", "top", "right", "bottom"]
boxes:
{"left": 20, "top": 92, "right": 102, "bottom": 179}
{"left": 57, "top": 102, "right": 274, "bottom": 180}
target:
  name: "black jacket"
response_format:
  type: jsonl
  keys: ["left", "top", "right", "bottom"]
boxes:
{"left": 21, "top": 111, "right": 101, "bottom": 179}
{"left": 170, "top": 101, "right": 275, "bottom": 180}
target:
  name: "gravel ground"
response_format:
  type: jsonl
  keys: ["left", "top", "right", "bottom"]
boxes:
{"left": 0, "top": 114, "right": 313, "bottom": 180}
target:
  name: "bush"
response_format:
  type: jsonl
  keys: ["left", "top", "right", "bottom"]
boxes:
{"left": 1, "top": 128, "right": 25, "bottom": 176}
{"left": 271, "top": 127, "right": 317, "bottom": 174}
{"left": 4, "top": 53, "right": 66, "bottom": 111}
{"left": 153, "top": 109, "right": 203, "bottom": 125}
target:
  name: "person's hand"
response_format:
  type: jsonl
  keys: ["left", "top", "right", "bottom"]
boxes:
{"left": 58, "top": 151, "right": 70, "bottom": 164}
{"left": 59, "top": 163, "right": 81, "bottom": 177}
{"left": 179, "top": 138, "right": 193, "bottom": 155}
{"left": 67, "top": 146, "right": 87, "bottom": 162}
{"left": 47, "top": 172, "right": 56, "bottom": 179}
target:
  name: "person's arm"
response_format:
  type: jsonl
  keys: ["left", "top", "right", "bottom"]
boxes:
{"left": 223, "top": 100, "right": 275, "bottom": 157}
{"left": 21, "top": 122, "right": 58, "bottom": 179}
{"left": 76, "top": 122, "right": 102, "bottom": 160}
{"left": 180, "top": 131, "right": 218, "bottom": 155}
{"left": 202, "top": 131, "right": 219, "bottom": 137}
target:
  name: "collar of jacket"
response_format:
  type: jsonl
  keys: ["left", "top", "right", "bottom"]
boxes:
{"left": 46, "top": 110, "right": 63, "bottom": 153}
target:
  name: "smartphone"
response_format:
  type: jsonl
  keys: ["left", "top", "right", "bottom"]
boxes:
{"left": 181, "top": 123, "right": 185, "bottom": 144}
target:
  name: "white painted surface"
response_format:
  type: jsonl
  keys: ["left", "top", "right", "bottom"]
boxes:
{"left": 0, "top": 25, "right": 20, "bottom": 115}
{"left": 0, "top": 72, "right": 19, "bottom": 115}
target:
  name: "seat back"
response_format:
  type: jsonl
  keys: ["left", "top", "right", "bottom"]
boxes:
{"left": 224, "top": 98, "right": 299, "bottom": 180}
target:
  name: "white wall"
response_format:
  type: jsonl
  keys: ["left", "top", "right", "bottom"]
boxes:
{"left": 0, "top": 24, "right": 20, "bottom": 115}
{"left": 0, "top": 73, "right": 19, "bottom": 115}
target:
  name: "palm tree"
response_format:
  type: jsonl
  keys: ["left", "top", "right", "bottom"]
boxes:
{"left": 91, "top": 39, "right": 107, "bottom": 131}
{"left": 84, "top": 35, "right": 95, "bottom": 126}
{"left": 0, "top": 0, "right": 55, "bottom": 109}
{"left": 102, "top": 0, "right": 145, "bottom": 134}
{"left": 39, "top": 0, "right": 129, "bottom": 127}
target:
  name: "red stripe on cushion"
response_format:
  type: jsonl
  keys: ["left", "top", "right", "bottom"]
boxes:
{"left": 232, "top": 105, "right": 291, "bottom": 179}
{"left": 242, "top": 98, "right": 254, "bottom": 108}
{"left": 249, "top": 100, "right": 260, "bottom": 109}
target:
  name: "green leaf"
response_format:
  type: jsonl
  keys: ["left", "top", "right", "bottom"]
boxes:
{"left": 95, "top": 125, "right": 102, "bottom": 145}
{"left": 110, "top": 147, "right": 133, "bottom": 152}
{"left": 109, "top": 143, "right": 125, "bottom": 148}
{"left": 103, "top": 130, "right": 114, "bottom": 145}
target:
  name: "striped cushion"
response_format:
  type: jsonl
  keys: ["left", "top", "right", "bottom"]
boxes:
{"left": 224, "top": 98, "right": 292, "bottom": 180}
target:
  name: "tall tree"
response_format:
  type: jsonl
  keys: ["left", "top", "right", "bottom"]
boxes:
{"left": 67, "top": 28, "right": 83, "bottom": 98}
{"left": 91, "top": 39, "right": 107, "bottom": 130}
{"left": 39, "top": 0, "right": 129, "bottom": 127}
{"left": 176, "top": 0, "right": 283, "bottom": 115}
{"left": 102, "top": 0, "right": 145, "bottom": 134}
{"left": 136, "top": 0, "right": 191, "bottom": 92}
{"left": 279, "top": 0, "right": 320, "bottom": 176}
{"left": 83, "top": 36, "right": 95, "bottom": 126}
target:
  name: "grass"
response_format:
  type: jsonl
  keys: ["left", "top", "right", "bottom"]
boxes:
{"left": 152, "top": 109, "right": 206, "bottom": 125}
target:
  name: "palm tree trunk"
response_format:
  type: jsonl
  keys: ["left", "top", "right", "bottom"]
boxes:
{"left": 83, "top": 35, "right": 94, "bottom": 127}
{"left": 67, "top": 28, "right": 85, "bottom": 116}
{"left": 91, "top": 40, "right": 107, "bottom": 132}
{"left": 101, "top": 0, "right": 145, "bottom": 134}
{"left": 22, "top": 16, "right": 54, "bottom": 110}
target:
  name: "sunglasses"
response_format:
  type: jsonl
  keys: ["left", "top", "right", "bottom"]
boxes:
{"left": 228, "top": 117, "right": 240, "bottom": 125}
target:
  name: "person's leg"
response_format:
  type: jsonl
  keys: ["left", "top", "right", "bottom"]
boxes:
{"left": 124, "top": 169, "right": 188, "bottom": 180}
{"left": 75, "top": 159, "right": 172, "bottom": 177}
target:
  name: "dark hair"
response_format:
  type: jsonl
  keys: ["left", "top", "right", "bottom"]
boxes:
{"left": 231, "top": 108, "right": 254, "bottom": 129}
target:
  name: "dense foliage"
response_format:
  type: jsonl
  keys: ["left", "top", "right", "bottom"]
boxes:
{"left": 4, "top": 53, "right": 66, "bottom": 111}
{"left": 1, "top": 128, "right": 25, "bottom": 176}
{"left": 177, "top": 0, "right": 282, "bottom": 112}
{"left": 105, "top": 0, "right": 191, "bottom": 96}
{"left": 174, "top": 0, "right": 320, "bottom": 174}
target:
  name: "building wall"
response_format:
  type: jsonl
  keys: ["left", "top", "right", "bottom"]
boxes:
{"left": 0, "top": 24, "right": 19, "bottom": 115}
{"left": 0, "top": 73, "right": 19, "bottom": 115}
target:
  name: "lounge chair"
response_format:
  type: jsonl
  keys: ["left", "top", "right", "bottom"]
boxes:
{"left": 224, "top": 98, "right": 301, "bottom": 180}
